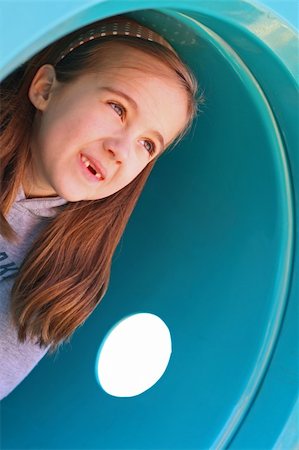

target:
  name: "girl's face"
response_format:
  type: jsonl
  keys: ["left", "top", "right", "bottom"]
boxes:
{"left": 26, "top": 45, "right": 189, "bottom": 200}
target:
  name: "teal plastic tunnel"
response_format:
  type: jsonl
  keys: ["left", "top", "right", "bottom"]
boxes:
{"left": 1, "top": 1, "right": 298, "bottom": 449}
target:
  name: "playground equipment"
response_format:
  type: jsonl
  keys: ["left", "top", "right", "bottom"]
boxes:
{"left": 1, "top": 1, "right": 298, "bottom": 448}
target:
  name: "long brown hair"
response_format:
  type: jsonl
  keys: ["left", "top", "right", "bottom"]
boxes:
{"left": 0, "top": 16, "right": 200, "bottom": 353}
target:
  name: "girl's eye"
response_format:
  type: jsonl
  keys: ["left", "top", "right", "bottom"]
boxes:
{"left": 108, "top": 102, "right": 156, "bottom": 156}
{"left": 109, "top": 102, "right": 126, "bottom": 119}
{"left": 140, "top": 139, "right": 156, "bottom": 156}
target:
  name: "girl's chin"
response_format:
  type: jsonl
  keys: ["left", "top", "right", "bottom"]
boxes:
{"left": 55, "top": 181, "right": 122, "bottom": 202}
{"left": 56, "top": 188, "right": 104, "bottom": 202}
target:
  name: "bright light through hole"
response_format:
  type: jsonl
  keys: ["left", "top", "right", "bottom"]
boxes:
{"left": 95, "top": 313, "right": 172, "bottom": 397}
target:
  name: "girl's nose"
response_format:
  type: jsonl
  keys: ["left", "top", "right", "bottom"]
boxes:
{"left": 104, "top": 136, "right": 131, "bottom": 164}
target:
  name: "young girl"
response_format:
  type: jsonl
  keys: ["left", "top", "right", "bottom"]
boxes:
{"left": 0, "top": 15, "right": 200, "bottom": 399}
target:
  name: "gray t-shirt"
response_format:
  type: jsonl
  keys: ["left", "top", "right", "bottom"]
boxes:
{"left": 0, "top": 186, "right": 68, "bottom": 400}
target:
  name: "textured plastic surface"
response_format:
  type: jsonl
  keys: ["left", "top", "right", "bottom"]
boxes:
{"left": 1, "top": 1, "right": 298, "bottom": 449}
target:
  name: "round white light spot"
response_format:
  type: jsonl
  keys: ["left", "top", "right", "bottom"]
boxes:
{"left": 95, "top": 313, "right": 172, "bottom": 397}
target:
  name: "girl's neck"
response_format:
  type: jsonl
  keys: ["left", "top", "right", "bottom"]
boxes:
{"left": 22, "top": 180, "right": 58, "bottom": 199}
{"left": 23, "top": 160, "right": 58, "bottom": 199}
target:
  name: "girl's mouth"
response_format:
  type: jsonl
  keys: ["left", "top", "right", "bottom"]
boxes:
{"left": 79, "top": 153, "right": 105, "bottom": 183}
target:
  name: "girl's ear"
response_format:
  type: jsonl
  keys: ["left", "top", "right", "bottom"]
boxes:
{"left": 28, "top": 64, "right": 58, "bottom": 110}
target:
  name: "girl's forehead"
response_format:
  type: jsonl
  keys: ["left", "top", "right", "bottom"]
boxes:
{"left": 93, "top": 44, "right": 176, "bottom": 76}
{"left": 96, "top": 65, "right": 176, "bottom": 89}
{"left": 93, "top": 64, "right": 188, "bottom": 119}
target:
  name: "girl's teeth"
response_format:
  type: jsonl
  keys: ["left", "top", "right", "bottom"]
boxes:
{"left": 81, "top": 154, "right": 103, "bottom": 180}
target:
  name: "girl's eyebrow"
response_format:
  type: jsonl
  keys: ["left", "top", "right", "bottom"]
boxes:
{"left": 101, "top": 86, "right": 165, "bottom": 150}
{"left": 102, "top": 86, "right": 138, "bottom": 111}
